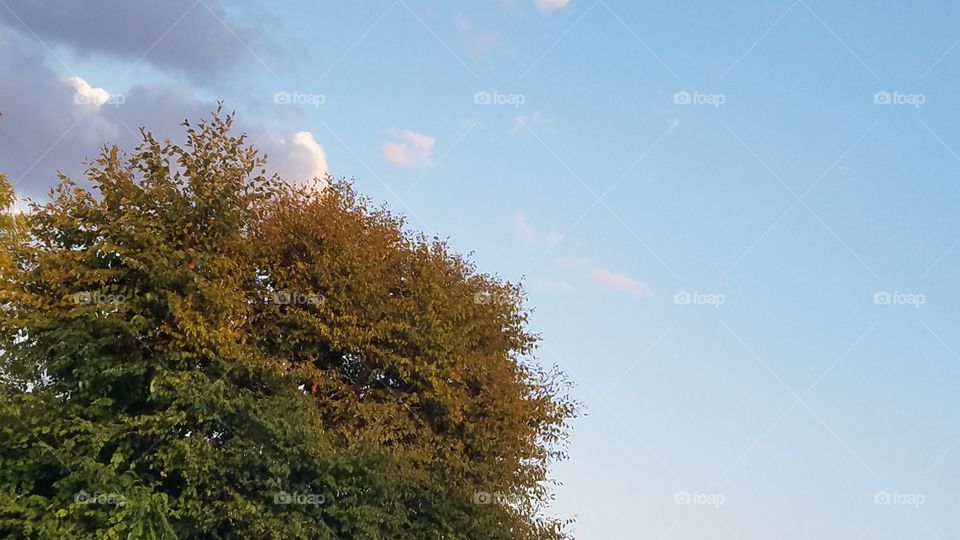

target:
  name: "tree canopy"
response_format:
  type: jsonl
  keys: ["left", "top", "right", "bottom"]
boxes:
{"left": 0, "top": 109, "right": 576, "bottom": 539}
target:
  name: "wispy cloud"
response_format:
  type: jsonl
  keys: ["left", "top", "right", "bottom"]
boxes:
{"left": 555, "top": 257, "right": 651, "bottom": 300}
{"left": 383, "top": 128, "right": 435, "bottom": 166}
{"left": 589, "top": 267, "right": 652, "bottom": 299}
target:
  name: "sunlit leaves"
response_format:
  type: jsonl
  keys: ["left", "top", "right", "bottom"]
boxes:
{"left": 0, "top": 109, "right": 575, "bottom": 539}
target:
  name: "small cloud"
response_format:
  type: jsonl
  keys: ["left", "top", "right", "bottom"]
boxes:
{"left": 65, "top": 75, "right": 111, "bottom": 108}
{"left": 552, "top": 257, "right": 651, "bottom": 299}
{"left": 382, "top": 142, "right": 409, "bottom": 165}
{"left": 589, "top": 267, "right": 651, "bottom": 299}
{"left": 383, "top": 128, "right": 435, "bottom": 166}
{"left": 267, "top": 130, "right": 328, "bottom": 186}
{"left": 514, "top": 211, "right": 562, "bottom": 246}
{"left": 534, "top": 0, "right": 569, "bottom": 12}
{"left": 290, "top": 131, "right": 328, "bottom": 181}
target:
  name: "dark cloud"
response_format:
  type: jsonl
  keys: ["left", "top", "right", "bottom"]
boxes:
{"left": 0, "top": 33, "right": 104, "bottom": 198}
{"left": 0, "top": 1, "right": 323, "bottom": 201}
{"left": 0, "top": 0, "right": 267, "bottom": 81}
{"left": 0, "top": 33, "right": 326, "bottom": 201}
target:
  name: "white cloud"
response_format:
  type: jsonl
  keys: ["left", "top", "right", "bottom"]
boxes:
{"left": 589, "top": 267, "right": 651, "bottom": 299}
{"left": 266, "top": 131, "right": 328, "bottom": 186}
{"left": 383, "top": 128, "right": 435, "bottom": 166}
{"left": 65, "top": 76, "right": 112, "bottom": 108}
{"left": 547, "top": 257, "right": 650, "bottom": 299}
{"left": 291, "top": 131, "right": 329, "bottom": 180}
{"left": 382, "top": 142, "right": 407, "bottom": 165}
{"left": 534, "top": 0, "right": 569, "bottom": 12}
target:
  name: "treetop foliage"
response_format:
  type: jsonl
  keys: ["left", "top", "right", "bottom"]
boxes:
{"left": 0, "top": 108, "right": 576, "bottom": 539}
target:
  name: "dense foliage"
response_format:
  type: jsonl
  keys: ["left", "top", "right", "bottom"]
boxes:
{"left": 0, "top": 110, "right": 576, "bottom": 539}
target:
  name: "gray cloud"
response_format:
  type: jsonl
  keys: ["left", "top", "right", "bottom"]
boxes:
{"left": 0, "top": 0, "right": 324, "bottom": 201}
{"left": 0, "top": 33, "right": 105, "bottom": 198}
{"left": 0, "top": 0, "right": 267, "bottom": 81}
{"left": 0, "top": 33, "right": 326, "bottom": 201}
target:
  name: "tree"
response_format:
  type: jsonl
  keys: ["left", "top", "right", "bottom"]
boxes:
{"left": 0, "top": 109, "right": 576, "bottom": 539}
{"left": 0, "top": 171, "right": 20, "bottom": 278}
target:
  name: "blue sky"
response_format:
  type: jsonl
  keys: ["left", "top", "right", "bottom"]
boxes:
{"left": 3, "top": 1, "right": 960, "bottom": 537}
